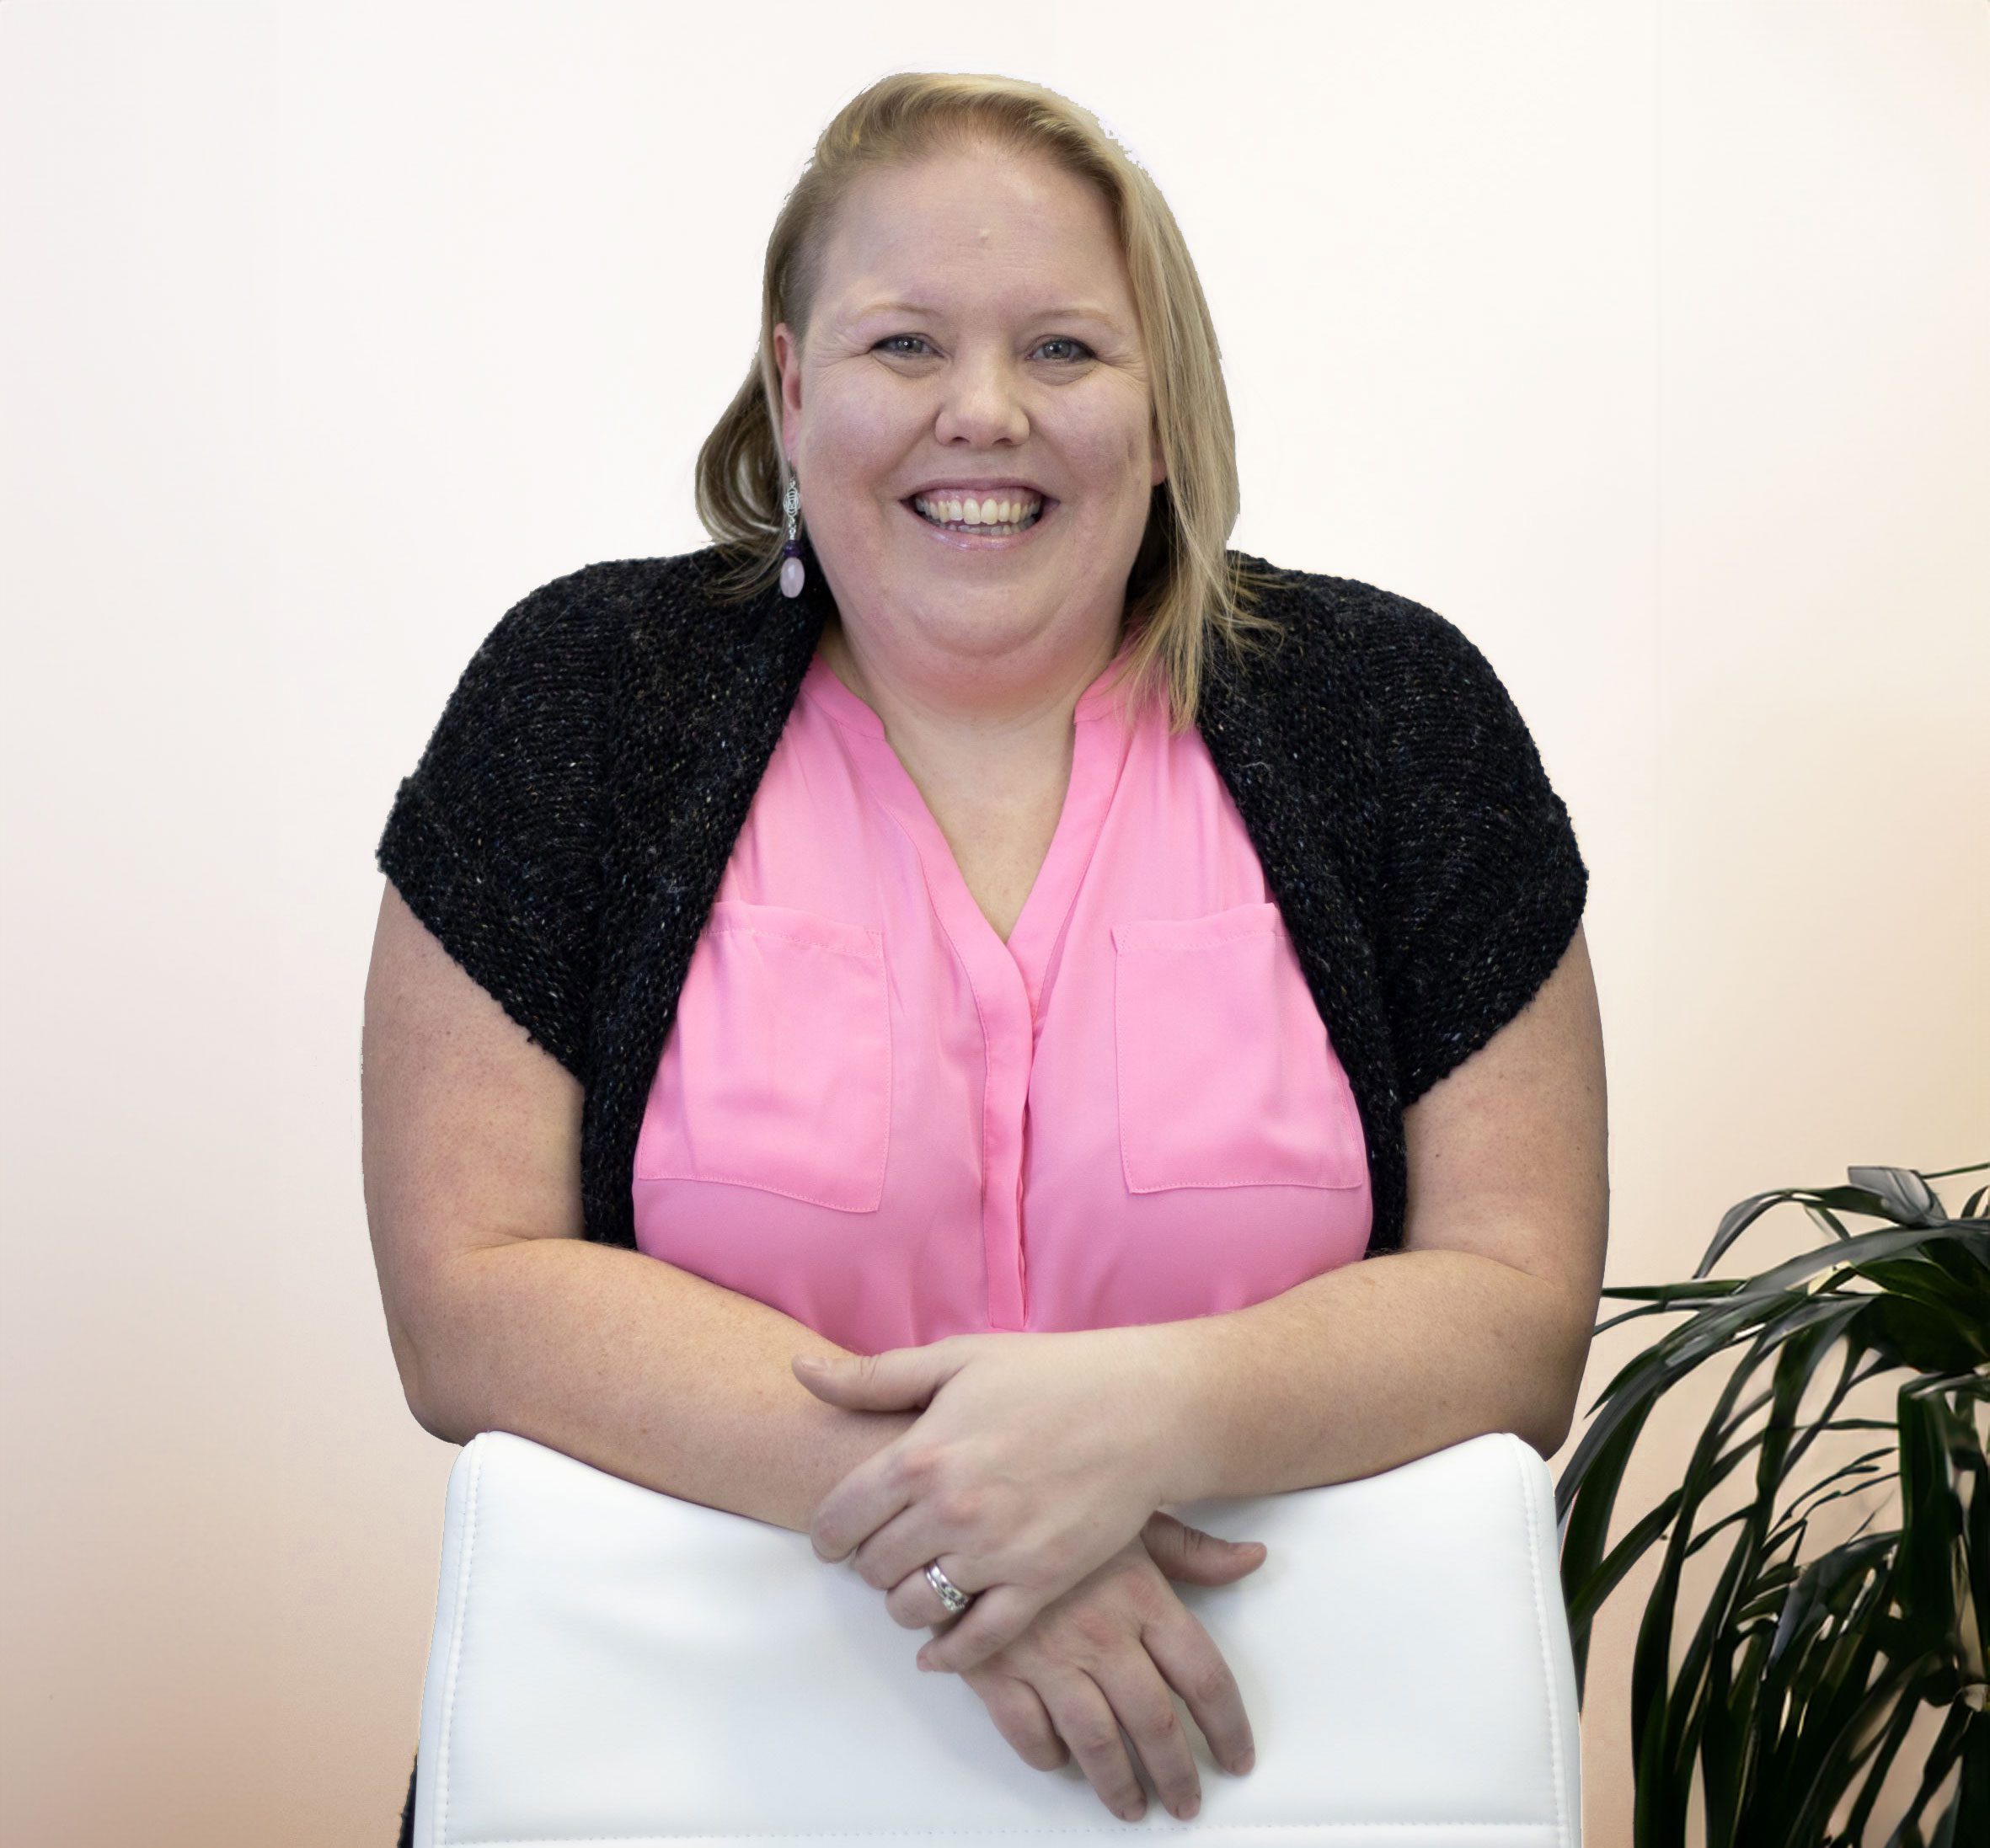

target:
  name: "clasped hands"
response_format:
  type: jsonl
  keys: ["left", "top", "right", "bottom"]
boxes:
{"left": 792, "top": 1326, "right": 1264, "bottom": 1823}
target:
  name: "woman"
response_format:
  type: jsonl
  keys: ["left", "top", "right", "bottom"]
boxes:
{"left": 363, "top": 70, "right": 1608, "bottom": 1840}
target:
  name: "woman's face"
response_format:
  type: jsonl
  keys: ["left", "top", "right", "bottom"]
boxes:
{"left": 774, "top": 147, "right": 1165, "bottom": 683}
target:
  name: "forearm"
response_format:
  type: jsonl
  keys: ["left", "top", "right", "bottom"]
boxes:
{"left": 1151, "top": 1248, "right": 1583, "bottom": 1505}
{"left": 409, "top": 1237, "right": 916, "bottom": 1535}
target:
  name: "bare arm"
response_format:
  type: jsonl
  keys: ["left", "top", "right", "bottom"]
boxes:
{"left": 1148, "top": 924, "right": 1608, "bottom": 1504}
{"left": 361, "top": 880, "right": 916, "bottom": 1536}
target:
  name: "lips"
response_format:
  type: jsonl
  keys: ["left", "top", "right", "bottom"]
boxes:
{"left": 898, "top": 494, "right": 1057, "bottom": 547}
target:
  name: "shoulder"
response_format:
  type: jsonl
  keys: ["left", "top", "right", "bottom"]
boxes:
{"left": 396, "top": 550, "right": 730, "bottom": 799}
{"left": 1228, "top": 549, "right": 1476, "bottom": 658}
{"left": 1224, "top": 552, "right": 1530, "bottom": 744}
{"left": 481, "top": 548, "right": 720, "bottom": 653}
{"left": 451, "top": 547, "right": 757, "bottom": 718}
{"left": 1218, "top": 550, "right": 1497, "bottom": 721}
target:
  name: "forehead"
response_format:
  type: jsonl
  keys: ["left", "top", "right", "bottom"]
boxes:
{"left": 818, "top": 152, "right": 1131, "bottom": 313}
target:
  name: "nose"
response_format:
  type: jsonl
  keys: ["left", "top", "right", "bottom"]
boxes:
{"left": 930, "top": 349, "right": 1030, "bottom": 449}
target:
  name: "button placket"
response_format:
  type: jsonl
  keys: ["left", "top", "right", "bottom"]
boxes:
{"left": 805, "top": 649, "right": 1138, "bottom": 1330}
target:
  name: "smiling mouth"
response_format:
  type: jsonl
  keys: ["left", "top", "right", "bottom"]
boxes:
{"left": 901, "top": 497, "right": 1055, "bottom": 540}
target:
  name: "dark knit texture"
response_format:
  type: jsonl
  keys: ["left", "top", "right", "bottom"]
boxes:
{"left": 378, "top": 542, "right": 1588, "bottom": 1838}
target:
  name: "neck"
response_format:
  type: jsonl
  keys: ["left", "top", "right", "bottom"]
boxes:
{"left": 817, "top": 613, "right": 1125, "bottom": 785}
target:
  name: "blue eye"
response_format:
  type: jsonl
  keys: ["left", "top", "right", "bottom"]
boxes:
{"left": 873, "top": 334, "right": 1095, "bottom": 362}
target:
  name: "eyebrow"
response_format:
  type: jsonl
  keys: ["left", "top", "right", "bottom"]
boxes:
{"left": 853, "top": 300, "right": 1126, "bottom": 335}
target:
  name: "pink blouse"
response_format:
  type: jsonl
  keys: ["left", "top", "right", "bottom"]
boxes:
{"left": 631, "top": 638, "right": 1372, "bottom": 1355}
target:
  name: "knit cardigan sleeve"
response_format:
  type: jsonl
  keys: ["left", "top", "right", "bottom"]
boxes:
{"left": 373, "top": 568, "right": 612, "bottom": 1082}
{"left": 1367, "top": 595, "right": 1590, "bottom": 1107}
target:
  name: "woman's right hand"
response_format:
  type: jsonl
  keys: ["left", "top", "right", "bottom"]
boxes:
{"left": 930, "top": 1510, "right": 1265, "bottom": 1824}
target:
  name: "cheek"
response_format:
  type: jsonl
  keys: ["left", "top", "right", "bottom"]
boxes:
{"left": 1053, "top": 396, "right": 1156, "bottom": 486}
{"left": 816, "top": 368, "right": 923, "bottom": 445}
{"left": 1070, "top": 435, "right": 1155, "bottom": 515}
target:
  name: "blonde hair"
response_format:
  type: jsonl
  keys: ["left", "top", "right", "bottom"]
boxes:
{"left": 693, "top": 70, "right": 1287, "bottom": 734}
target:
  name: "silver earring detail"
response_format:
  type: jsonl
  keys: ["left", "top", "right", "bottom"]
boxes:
{"left": 780, "top": 478, "right": 805, "bottom": 598}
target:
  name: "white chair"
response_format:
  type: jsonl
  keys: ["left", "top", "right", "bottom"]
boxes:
{"left": 409, "top": 1426, "right": 1583, "bottom": 1845}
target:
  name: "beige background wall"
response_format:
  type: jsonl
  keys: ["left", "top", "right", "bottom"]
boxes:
{"left": 3, "top": 3, "right": 1983, "bottom": 1841}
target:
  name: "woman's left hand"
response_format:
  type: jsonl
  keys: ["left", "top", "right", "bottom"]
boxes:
{"left": 793, "top": 1327, "right": 1192, "bottom": 1675}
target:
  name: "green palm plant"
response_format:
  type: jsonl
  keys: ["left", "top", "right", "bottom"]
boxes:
{"left": 1554, "top": 1161, "right": 1989, "bottom": 1847}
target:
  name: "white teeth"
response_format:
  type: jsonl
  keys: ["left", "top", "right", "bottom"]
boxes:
{"left": 912, "top": 492, "right": 1043, "bottom": 527}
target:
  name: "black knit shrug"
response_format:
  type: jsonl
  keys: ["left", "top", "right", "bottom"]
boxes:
{"left": 377, "top": 540, "right": 1588, "bottom": 1266}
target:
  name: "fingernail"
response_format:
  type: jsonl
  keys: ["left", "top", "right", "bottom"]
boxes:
{"left": 1232, "top": 1749, "right": 1255, "bottom": 1774}
{"left": 1173, "top": 1796, "right": 1201, "bottom": 1819}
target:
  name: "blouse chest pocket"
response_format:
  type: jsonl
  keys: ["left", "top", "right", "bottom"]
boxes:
{"left": 1110, "top": 900, "right": 1367, "bottom": 1194}
{"left": 634, "top": 900, "right": 892, "bottom": 1213}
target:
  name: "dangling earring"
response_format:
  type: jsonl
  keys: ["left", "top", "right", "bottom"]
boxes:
{"left": 779, "top": 478, "right": 805, "bottom": 598}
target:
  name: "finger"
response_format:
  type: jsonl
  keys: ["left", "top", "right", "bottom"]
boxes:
{"left": 807, "top": 1445, "right": 919, "bottom": 1565}
{"left": 1087, "top": 1638, "right": 1206, "bottom": 1822}
{"left": 1032, "top": 1666, "right": 1150, "bottom": 1823}
{"left": 1134, "top": 1605, "right": 1257, "bottom": 1779}
{"left": 850, "top": 1498, "right": 967, "bottom": 1600}
{"left": 885, "top": 1554, "right": 988, "bottom": 1630}
{"left": 1144, "top": 1514, "right": 1269, "bottom": 1584}
{"left": 791, "top": 1345, "right": 948, "bottom": 1416}
{"left": 961, "top": 1667, "right": 1070, "bottom": 1774}
{"left": 917, "top": 1582, "right": 1044, "bottom": 1675}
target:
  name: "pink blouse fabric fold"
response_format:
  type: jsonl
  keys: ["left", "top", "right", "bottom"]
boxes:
{"left": 631, "top": 640, "right": 1372, "bottom": 1355}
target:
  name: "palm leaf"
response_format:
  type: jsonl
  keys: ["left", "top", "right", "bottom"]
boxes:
{"left": 1555, "top": 1162, "right": 1988, "bottom": 1845}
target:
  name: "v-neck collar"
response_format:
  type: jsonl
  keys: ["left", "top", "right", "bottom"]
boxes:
{"left": 800, "top": 639, "right": 1142, "bottom": 1012}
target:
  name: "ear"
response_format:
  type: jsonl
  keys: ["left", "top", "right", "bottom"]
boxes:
{"left": 773, "top": 323, "right": 804, "bottom": 454}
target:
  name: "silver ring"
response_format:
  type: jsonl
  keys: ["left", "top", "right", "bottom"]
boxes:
{"left": 924, "top": 1559, "right": 974, "bottom": 1616}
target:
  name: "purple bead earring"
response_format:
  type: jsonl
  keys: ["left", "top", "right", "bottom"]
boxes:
{"left": 779, "top": 478, "right": 805, "bottom": 598}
